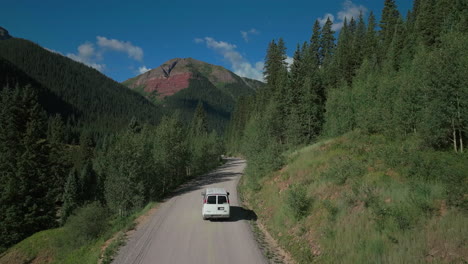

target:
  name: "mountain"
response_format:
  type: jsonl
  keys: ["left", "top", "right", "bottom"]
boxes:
{"left": 0, "top": 36, "right": 161, "bottom": 138}
{"left": 0, "top": 27, "right": 11, "bottom": 40}
{"left": 123, "top": 57, "right": 263, "bottom": 99}
{"left": 123, "top": 58, "right": 264, "bottom": 132}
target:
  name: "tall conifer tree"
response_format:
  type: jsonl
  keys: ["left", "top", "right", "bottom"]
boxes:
{"left": 320, "top": 17, "right": 336, "bottom": 65}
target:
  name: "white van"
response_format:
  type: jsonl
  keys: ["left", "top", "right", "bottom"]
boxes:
{"left": 201, "top": 188, "right": 230, "bottom": 220}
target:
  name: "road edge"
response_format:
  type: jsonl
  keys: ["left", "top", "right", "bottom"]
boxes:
{"left": 237, "top": 174, "right": 295, "bottom": 264}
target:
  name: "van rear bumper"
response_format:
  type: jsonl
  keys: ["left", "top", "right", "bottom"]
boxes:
{"left": 203, "top": 213, "right": 230, "bottom": 219}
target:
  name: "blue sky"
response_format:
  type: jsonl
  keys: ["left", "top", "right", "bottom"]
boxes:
{"left": 3, "top": 0, "right": 412, "bottom": 82}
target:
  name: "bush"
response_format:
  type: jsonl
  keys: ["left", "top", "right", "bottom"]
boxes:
{"left": 321, "top": 157, "right": 365, "bottom": 185}
{"left": 323, "top": 200, "right": 339, "bottom": 222}
{"left": 286, "top": 184, "right": 310, "bottom": 219}
{"left": 64, "top": 202, "right": 110, "bottom": 246}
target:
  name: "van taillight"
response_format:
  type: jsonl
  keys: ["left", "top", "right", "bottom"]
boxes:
{"left": 228, "top": 198, "right": 230, "bottom": 204}
{"left": 203, "top": 199, "right": 206, "bottom": 204}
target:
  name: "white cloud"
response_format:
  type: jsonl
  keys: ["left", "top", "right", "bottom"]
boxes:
{"left": 66, "top": 43, "right": 106, "bottom": 72}
{"left": 96, "top": 36, "right": 143, "bottom": 61}
{"left": 44, "top": 47, "right": 62, "bottom": 55}
{"left": 77, "top": 43, "right": 95, "bottom": 58}
{"left": 195, "top": 37, "right": 264, "bottom": 81}
{"left": 240, "top": 28, "right": 259, "bottom": 43}
{"left": 318, "top": 0, "right": 367, "bottom": 31}
{"left": 65, "top": 36, "right": 146, "bottom": 73}
{"left": 138, "top": 66, "right": 151, "bottom": 74}
{"left": 285, "top": 56, "right": 294, "bottom": 70}
{"left": 318, "top": 13, "right": 335, "bottom": 26}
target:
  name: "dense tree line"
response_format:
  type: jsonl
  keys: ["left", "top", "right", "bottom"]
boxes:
{"left": 0, "top": 36, "right": 237, "bottom": 248}
{"left": 91, "top": 103, "right": 222, "bottom": 218}
{"left": 0, "top": 85, "right": 66, "bottom": 251}
{"left": 0, "top": 84, "right": 222, "bottom": 251}
{"left": 0, "top": 36, "right": 233, "bottom": 252}
{"left": 227, "top": 0, "right": 468, "bottom": 184}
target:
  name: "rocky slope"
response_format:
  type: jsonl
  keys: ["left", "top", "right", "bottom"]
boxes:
{"left": 123, "top": 57, "right": 264, "bottom": 132}
{"left": 123, "top": 57, "right": 263, "bottom": 100}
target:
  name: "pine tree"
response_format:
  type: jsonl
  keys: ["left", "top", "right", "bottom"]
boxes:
{"left": 301, "top": 73, "right": 323, "bottom": 142}
{"left": 61, "top": 168, "right": 79, "bottom": 224}
{"left": 354, "top": 12, "right": 367, "bottom": 68}
{"left": 263, "top": 38, "right": 289, "bottom": 145}
{"left": 415, "top": 0, "right": 439, "bottom": 46}
{"left": 79, "top": 132, "right": 94, "bottom": 166}
{"left": 289, "top": 44, "right": 305, "bottom": 103}
{"left": 226, "top": 96, "right": 251, "bottom": 152}
{"left": 402, "top": 9, "right": 418, "bottom": 61}
{"left": 47, "top": 114, "right": 65, "bottom": 144}
{"left": 190, "top": 101, "right": 208, "bottom": 138}
{"left": 364, "top": 11, "right": 378, "bottom": 60}
{"left": 309, "top": 20, "right": 322, "bottom": 68}
{"left": 286, "top": 44, "right": 307, "bottom": 146}
{"left": 80, "top": 161, "right": 97, "bottom": 201}
{"left": 386, "top": 15, "right": 406, "bottom": 70}
{"left": 0, "top": 85, "right": 57, "bottom": 249}
{"left": 264, "top": 40, "right": 280, "bottom": 92}
{"left": 320, "top": 17, "right": 336, "bottom": 66}
{"left": 0, "top": 85, "right": 22, "bottom": 250}
{"left": 46, "top": 114, "right": 68, "bottom": 207}
{"left": 334, "top": 18, "right": 354, "bottom": 84}
{"left": 380, "top": 0, "right": 401, "bottom": 50}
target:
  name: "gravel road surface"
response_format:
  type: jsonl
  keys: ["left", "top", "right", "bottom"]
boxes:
{"left": 112, "top": 158, "right": 267, "bottom": 264}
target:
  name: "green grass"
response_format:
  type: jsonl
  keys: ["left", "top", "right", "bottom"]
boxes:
{"left": 241, "top": 131, "right": 468, "bottom": 264}
{"left": 0, "top": 202, "right": 157, "bottom": 264}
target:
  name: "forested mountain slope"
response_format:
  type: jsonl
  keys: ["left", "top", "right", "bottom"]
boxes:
{"left": 0, "top": 38, "right": 161, "bottom": 138}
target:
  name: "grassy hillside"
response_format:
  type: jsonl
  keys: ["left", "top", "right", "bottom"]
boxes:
{"left": 0, "top": 202, "right": 157, "bottom": 264}
{"left": 240, "top": 131, "right": 467, "bottom": 263}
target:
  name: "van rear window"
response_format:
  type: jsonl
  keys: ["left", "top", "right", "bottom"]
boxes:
{"left": 218, "top": 196, "right": 227, "bottom": 204}
{"left": 207, "top": 196, "right": 216, "bottom": 204}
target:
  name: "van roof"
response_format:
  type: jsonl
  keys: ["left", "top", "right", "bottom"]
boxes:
{"left": 205, "top": 188, "right": 228, "bottom": 195}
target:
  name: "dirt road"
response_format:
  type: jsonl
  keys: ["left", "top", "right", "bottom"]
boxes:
{"left": 111, "top": 158, "right": 267, "bottom": 264}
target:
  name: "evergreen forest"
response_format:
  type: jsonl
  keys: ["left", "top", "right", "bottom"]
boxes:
{"left": 227, "top": 0, "right": 467, "bottom": 177}
{"left": 227, "top": 0, "right": 467, "bottom": 262}
{"left": 0, "top": 38, "right": 224, "bottom": 253}
{"left": 0, "top": 0, "right": 467, "bottom": 262}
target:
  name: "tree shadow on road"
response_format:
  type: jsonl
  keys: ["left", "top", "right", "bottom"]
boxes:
{"left": 165, "top": 158, "right": 245, "bottom": 200}
{"left": 209, "top": 206, "right": 257, "bottom": 222}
